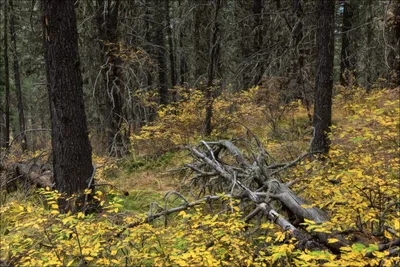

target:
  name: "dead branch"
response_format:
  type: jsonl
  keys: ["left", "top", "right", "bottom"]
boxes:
{"left": 182, "top": 139, "right": 351, "bottom": 253}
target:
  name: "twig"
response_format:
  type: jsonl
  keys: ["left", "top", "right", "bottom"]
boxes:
{"left": 120, "top": 195, "right": 222, "bottom": 233}
{"left": 82, "top": 165, "right": 97, "bottom": 213}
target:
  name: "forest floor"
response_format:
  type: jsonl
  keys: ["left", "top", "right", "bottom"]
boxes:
{"left": 1, "top": 86, "right": 399, "bottom": 266}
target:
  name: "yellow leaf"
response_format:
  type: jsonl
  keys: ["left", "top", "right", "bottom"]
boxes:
{"left": 66, "top": 259, "right": 74, "bottom": 266}
{"left": 328, "top": 238, "right": 340, "bottom": 243}
{"left": 394, "top": 220, "right": 400, "bottom": 231}
{"left": 175, "top": 259, "right": 189, "bottom": 266}
{"left": 274, "top": 231, "right": 286, "bottom": 242}
{"left": 50, "top": 210, "right": 59, "bottom": 215}
{"left": 298, "top": 254, "right": 313, "bottom": 262}
{"left": 384, "top": 230, "right": 393, "bottom": 239}
{"left": 51, "top": 204, "right": 59, "bottom": 209}
{"left": 77, "top": 212, "right": 85, "bottom": 219}
{"left": 85, "top": 256, "right": 93, "bottom": 261}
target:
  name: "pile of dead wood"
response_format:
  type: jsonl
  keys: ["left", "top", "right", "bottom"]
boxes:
{"left": 0, "top": 162, "right": 53, "bottom": 192}
{"left": 123, "top": 136, "right": 399, "bottom": 258}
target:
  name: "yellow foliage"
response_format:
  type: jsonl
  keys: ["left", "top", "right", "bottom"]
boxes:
{"left": 1, "top": 87, "right": 399, "bottom": 266}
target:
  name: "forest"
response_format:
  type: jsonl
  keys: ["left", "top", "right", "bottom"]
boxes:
{"left": 0, "top": 0, "right": 399, "bottom": 266}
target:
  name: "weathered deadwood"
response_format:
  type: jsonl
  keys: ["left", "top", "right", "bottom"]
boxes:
{"left": 1, "top": 162, "right": 53, "bottom": 191}
{"left": 184, "top": 139, "right": 354, "bottom": 253}
{"left": 266, "top": 179, "right": 329, "bottom": 224}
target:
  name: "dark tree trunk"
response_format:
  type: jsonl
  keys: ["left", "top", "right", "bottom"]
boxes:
{"left": 179, "top": 30, "right": 187, "bottom": 85}
{"left": 0, "top": 0, "right": 2, "bottom": 148}
{"left": 193, "top": 1, "right": 206, "bottom": 80}
{"left": 389, "top": 1, "right": 400, "bottom": 86}
{"left": 2, "top": 0, "right": 10, "bottom": 148}
{"left": 205, "top": 0, "right": 221, "bottom": 136}
{"left": 311, "top": 0, "right": 335, "bottom": 154}
{"left": 9, "top": 0, "right": 27, "bottom": 151}
{"left": 166, "top": 0, "right": 177, "bottom": 89}
{"left": 155, "top": 3, "right": 168, "bottom": 106}
{"left": 366, "top": 0, "right": 373, "bottom": 91}
{"left": 239, "top": 0, "right": 252, "bottom": 90}
{"left": 96, "top": 0, "right": 125, "bottom": 157}
{"left": 397, "top": 4, "right": 400, "bottom": 86}
{"left": 291, "top": 0, "right": 311, "bottom": 122}
{"left": 253, "top": 0, "right": 264, "bottom": 86}
{"left": 340, "top": 0, "right": 354, "bottom": 86}
{"left": 42, "top": 0, "right": 93, "bottom": 202}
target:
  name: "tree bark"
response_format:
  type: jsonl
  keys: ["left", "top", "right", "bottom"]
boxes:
{"left": 156, "top": 22, "right": 168, "bottom": 105}
{"left": 205, "top": 0, "right": 222, "bottom": 136}
{"left": 253, "top": 0, "right": 264, "bottom": 86}
{"left": 166, "top": 0, "right": 177, "bottom": 89}
{"left": 9, "top": 0, "right": 27, "bottom": 151}
{"left": 42, "top": 0, "right": 93, "bottom": 203}
{"left": 397, "top": 3, "right": 400, "bottom": 86}
{"left": 178, "top": 0, "right": 187, "bottom": 87}
{"left": 2, "top": 0, "right": 10, "bottom": 148}
{"left": 340, "top": 0, "right": 354, "bottom": 87}
{"left": 96, "top": 0, "right": 125, "bottom": 157}
{"left": 311, "top": 0, "right": 335, "bottom": 154}
{"left": 365, "top": 0, "right": 373, "bottom": 91}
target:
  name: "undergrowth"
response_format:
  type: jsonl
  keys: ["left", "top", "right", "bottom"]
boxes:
{"left": 1, "top": 86, "right": 399, "bottom": 266}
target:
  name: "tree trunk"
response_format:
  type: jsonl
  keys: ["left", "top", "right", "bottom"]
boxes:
{"left": 2, "top": 0, "right": 10, "bottom": 148}
{"left": 178, "top": 0, "right": 187, "bottom": 87}
{"left": 166, "top": 0, "right": 177, "bottom": 90}
{"left": 253, "top": 0, "right": 264, "bottom": 86}
{"left": 388, "top": 1, "right": 400, "bottom": 86}
{"left": 204, "top": 0, "right": 221, "bottom": 136}
{"left": 365, "top": 0, "right": 373, "bottom": 91}
{"left": 340, "top": 0, "right": 354, "bottom": 87}
{"left": 397, "top": 3, "right": 400, "bottom": 86}
{"left": 96, "top": 0, "right": 125, "bottom": 157}
{"left": 311, "top": 0, "right": 335, "bottom": 154}
{"left": 155, "top": 3, "right": 168, "bottom": 106}
{"left": 9, "top": 0, "right": 27, "bottom": 151}
{"left": 42, "top": 0, "right": 93, "bottom": 205}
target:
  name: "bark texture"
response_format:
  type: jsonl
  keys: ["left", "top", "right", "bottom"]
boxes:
{"left": 340, "top": 0, "right": 354, "bottom": 86}
{"left": 311, "top": 0, "right": 335, "bottom": 154}
{"left": 42, "top": 0, "right": 93, "bottom": 199}
{"left": 2, "top": 0, "right": 10, "bottom": 148}
{"left": 96, "top": 0, "right": 125, "bottom": 157}
{"left": 9, "top": 0, "right": 27, "bottom": 151}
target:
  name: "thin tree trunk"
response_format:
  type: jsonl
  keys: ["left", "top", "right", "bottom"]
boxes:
{"left": 311, "top": 0, "right": 335, "bottom": 154}
{"left": 292, "top": 0, "right": 311, "bottom": 122}
{"left": 205, "top": 0, "right": 221, "bottom": 136}
{"left": 96, "top": 0, "right": 125, "bottom": 157}
{"left": 179, "top": 30, "right": 187, "bottom": 85}
{"left": 178, "top": 0, "right": 187, "bottom": 86}
{"left": 166, "top": 0, "right": 176, "bottom": 90}
{"left": 392, "top": 1, "right": 400, "bottom": 86}
{"left": 193, "top": 1, "right": 204, "bottom": 80}
{"left": 397, "top": 4, "right": 400, "bottom": 86}
{"left": 253, "top": 0, "right": 264, "bottom": 86}
{"left": 155, "top": 9, "right": 168, "bottom": 106}
{"left": 9, "top": 0, "right": 27, "bottom": 151}
{"left": 366, "top": 0, "right": 373, "bottom": 91}
{"left": 2, "top": 0, "right": 10, "bottom": 148}
{"left": 340, "top": 0, "right": 354, "bottom": 86}
{"left": 42, "top": 0, "right": 93, "bottom": 206}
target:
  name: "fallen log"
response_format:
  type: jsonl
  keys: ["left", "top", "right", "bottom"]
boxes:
{"left": 184, "top": 140, "right": 351, "bottom": 252}
{"left": 1, "top": 162, "right": 53, "bottom": 192}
